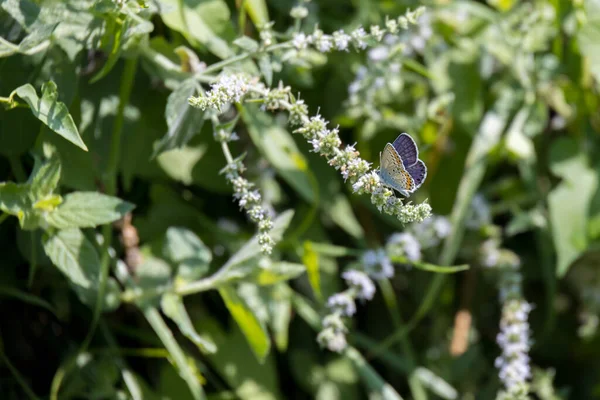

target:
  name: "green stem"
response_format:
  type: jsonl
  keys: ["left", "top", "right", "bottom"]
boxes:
{"left": 0, "top": 213, "right": 9, "bottom": 225}
{"left": 202, "top": 43, "right": 291, "bottom": 75}
{"left": 50, "top": 56, "right": 139, "bottom": 400}
{"left": 0, "top": 348, "right": 40, "bottom": 400}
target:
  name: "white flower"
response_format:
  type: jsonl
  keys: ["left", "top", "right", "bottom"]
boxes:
{"left": 342, "top": 270, "right": 376, "bottom": 300}
{"left": 333, "top": 30, "right": 351, "bottom": 51}
{"left": 362, "top": 249, "right": 394, "bottom": 279}
{"left": 327, "top": 293, "right": 356, "bottom": 316}
{"left": 293, "top": 32, "right": 309, "bottom": 49}
{"left": 368, "top": 46, "right": 389, "bottom": 61}
{"left": 434, "top": 216, "right": 451, "bottom": 238}
{"left": 351, "top": 27, "right": 368, "bottom": 49}
{"left": 387, "top": 232, "right": 421, "bottom": 262}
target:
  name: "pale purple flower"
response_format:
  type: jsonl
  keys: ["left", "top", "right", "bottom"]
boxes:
{"left": 327, "top": 293, "right": 356, "bottom": 316}
{"left": 342, "top": 270, "right": 376, "bottom": 300}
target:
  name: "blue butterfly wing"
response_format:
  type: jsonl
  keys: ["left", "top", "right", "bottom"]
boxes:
{"left": 406, "top": 159, "right": 427, "bottom": 189}
{"left": 380, "top": 143, "right": 413, "bottom": 196}
{"left": 392, "top": 133, "right": 418, "bottom": 166}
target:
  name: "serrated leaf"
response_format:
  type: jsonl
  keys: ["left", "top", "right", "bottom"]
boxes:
{"left": 42, "top": 228, "right": 99, "bottom": 289}
{"left": 11, "top": 82, "right": 87, "bottom": 151}
{"left": 233, "top": 36, "right": 259, "bottom": 52}
{"left": 161, "top": 292, "right": 217, "bottom": 354}
{"left": 218, "top": 284, "right": 270, "bottom": 362}
{"left": 252, "top": 262, "right": 306, "bottom": 286}
{"left": 45, "top": 192, "right": 134, "bottom": 229}
{"left": 223, "top": 210, "right": 294, "bottom": 270}
{"left": 153, "top": 79, "right": 204, "bottom": 157}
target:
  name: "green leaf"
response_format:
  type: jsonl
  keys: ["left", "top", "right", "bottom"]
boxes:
{"left": 143, "top": 306, "right": 205, "bottom": 400}
{"left": 90, "top": 19, "right": 129, "bottom": 83}
{"left": 233, "top": 36, "right": 259, "bottom": 52}
{"left": 0, "top": 182, "right": 30, "bottom": 216}
{"left": 325, "top": 195, "right": 364, "bottom": 239}
{"left": 159, "top": 0, "right": 235, "bottom": 59}
{"left": 11, "top": 82, "right": 87, "bottom": 151}
{"left": 302, "top": 241, "right": 322, "bottom": 300}
{"left": 241, "top": 105, "right": 316, "bottom": 203}
{"left": 344, "top": 347, "right": 403, "bottom": 400}
{"left": 0, "top": 37, "right": 18, "bottom": 58}
{"left": 45, "top": 192, "right": 135, "bottom": 229}
{"left": 266, "top": 284, "right": 291, "bottom": 351}
{"left": 548, "top": 138, "right": 597, "bottom": 277}
{"left": 252, "top": 262, "right": 306, "bottom": 286}
{"left": 153, "top": 79, "right": 204, "bottom": 157}
{"left": 42, "top": 228, "right": 99, "bottom": 289}
{"left": 161, "top": 292, "right": 217, "bottom": 354}
{"left": 28, "top": 156, "right": 61, "bottom": 201}
{"left": 18, "top": 23, "right": 58, "bottom": 55}
{"left": 43, "top": 228, "right": 120, "bottom": 311}
{"left": 223, "top": 210, "right": 294, "bottom": 270}
{"left": 578, "top": 0, "right": 600, "bottom": 83}
{"left": 197, "top": 318, "right": 281, "bottom": 400}
{"left": 163, "top": 227, "right": 211, "bottom": 263}
{"left": 218, "top": 284, "right": 270, "bottom": 362}
{"left": 243, "top": 0, "right": 269, "bottom": 27}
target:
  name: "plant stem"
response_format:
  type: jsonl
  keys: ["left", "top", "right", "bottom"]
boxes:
{"left": 202, "top": 43, "right": 291, "bottom": 75}
{"left": 0, "top": 347, "right": 40, "bottom": 400}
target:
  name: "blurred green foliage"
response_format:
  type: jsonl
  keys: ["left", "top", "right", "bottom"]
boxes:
{"left": 2, "top": 0, "right": 600, "bottom": 399}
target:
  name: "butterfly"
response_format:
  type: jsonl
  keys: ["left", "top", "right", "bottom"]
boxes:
{"left": 379, "top": 133, "right": 427, "bottom": 197}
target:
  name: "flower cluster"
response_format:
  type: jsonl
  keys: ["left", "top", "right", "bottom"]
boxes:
{"left": 217, "top": 137, "right": 274, "bottom": 254}
{"left": 387, "top": 232, "right": 421, "bottom": 262}
{"left": 409, "top": 215, "right": 452, "bottom": 248}
{"left": 291, "top": 7, "right": 427, "bottom": 54}
{"left": 362, "top": 248, "right": 394, "bottom": 279}
{"left": 495, "top": 271, "right": 533, "bottom": 398}
{"left": 188, "top": 74, "right": 252, "bottom": 111}
{"left": 190, "top": 77, "right": 432, "bottom": 224}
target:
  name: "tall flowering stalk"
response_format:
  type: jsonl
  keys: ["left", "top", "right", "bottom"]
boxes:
{"left": 481, "top": 241, "right": 533, "bottom": 399}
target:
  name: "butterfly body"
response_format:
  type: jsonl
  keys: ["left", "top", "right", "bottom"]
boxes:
{"left": 379, "top": 133, "right": 427, "bottom": 197}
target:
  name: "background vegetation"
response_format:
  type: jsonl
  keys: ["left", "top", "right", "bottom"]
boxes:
{"left": 1, "top": 0, "right": 600, "bottom": 399}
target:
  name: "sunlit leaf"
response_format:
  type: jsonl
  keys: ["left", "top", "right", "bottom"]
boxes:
{"left": 11, "top": 82, "right": 87, "bottom": 150}
{"left": 218, "top": 284, "right": 270, "bottom": 362}
{"left": 45, "top": 192, "right": 135, "bottom": 229}
{"left": 161, "top": 292, "right": 217, "bottom": 354}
